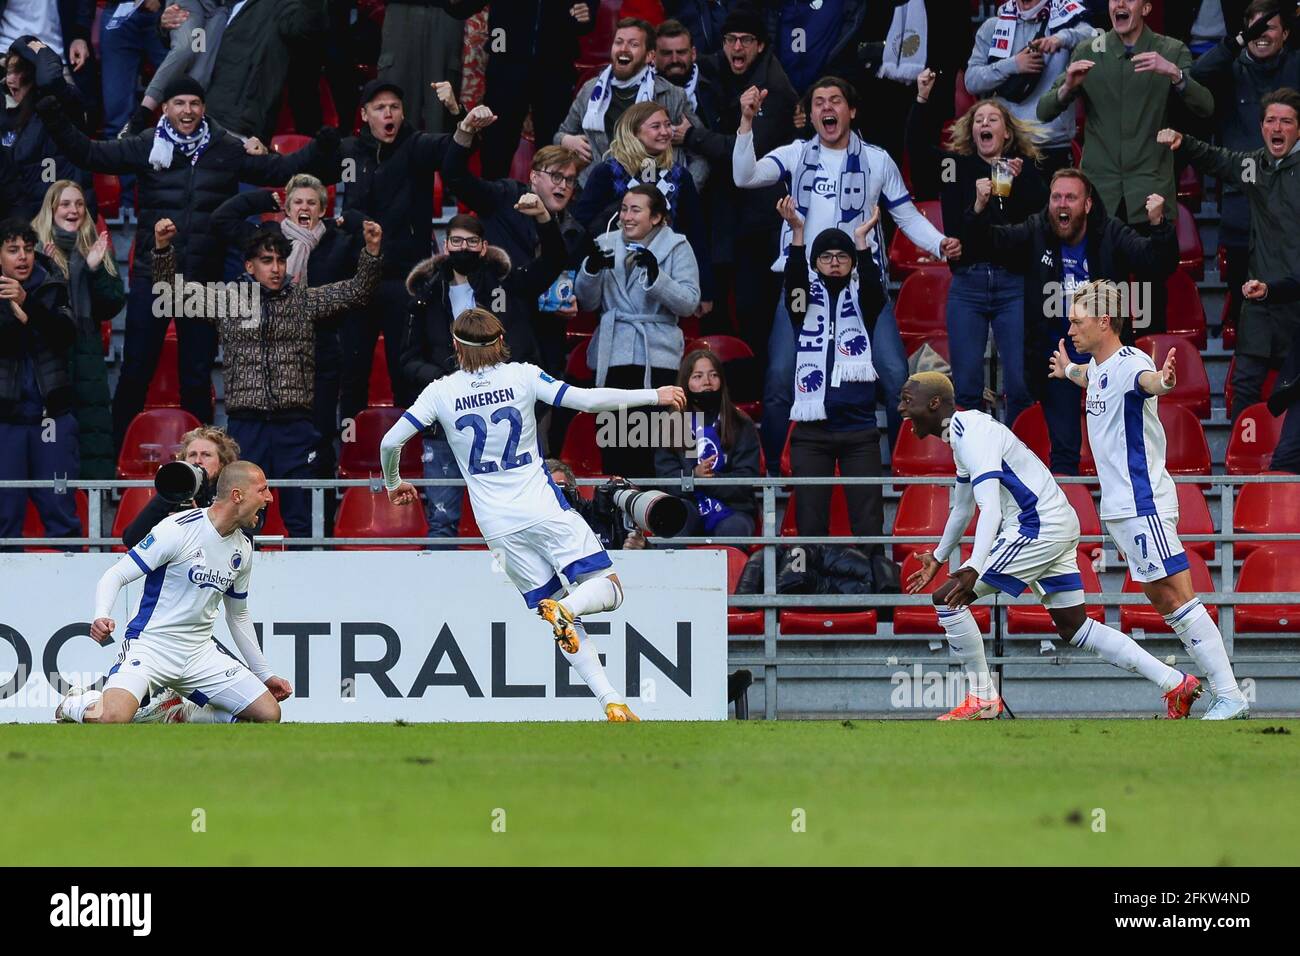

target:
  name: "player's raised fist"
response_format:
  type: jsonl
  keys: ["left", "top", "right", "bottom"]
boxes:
{"left": 387, "top": 481, "right": 418, "bottom": 507}
{"left": 90, "top": 618, "right": 115, "bottom": 644}
{"left": 657, "top": 385, "right": 686, "bottom": 410}
{"left": 154, "top": 218, "right": 177, "bottom": 248}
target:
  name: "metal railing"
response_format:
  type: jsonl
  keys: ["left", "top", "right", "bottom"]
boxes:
{"left": 5, "top": 473, "right": 1300, "bottom": 719}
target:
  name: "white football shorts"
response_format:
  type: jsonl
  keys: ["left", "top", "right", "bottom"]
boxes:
{"left": 103, "top": 637, "right": 267, "bottom": 715}
{"left": 973, "top": 534, "right": 1085, "bottom": 609}
{"left": 1105, "top": 513, "right": 1189, "bottom": 584}
{"left": 487, "top": 510, "right": 614, "bottom": 608}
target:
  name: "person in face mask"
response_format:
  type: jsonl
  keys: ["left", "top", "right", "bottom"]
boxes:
{"left": 32, "top": 179, "right": 125, "bottom": 481}
{"left": 400, "top": 206, "right": 571, "bottom": 535}
{"left": 655, "top": 348, "right": 761, "bottom": 539}
{"left": 775, "top": 200, "right": 889, "bottom": 564}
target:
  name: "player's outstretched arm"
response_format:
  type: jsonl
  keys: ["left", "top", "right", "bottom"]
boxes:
{"left": 544, "top": 380, "right": 686, "bottom": 413}
{"left": 224, "top": 595, "right": 290, "bottom": 699}
{"left": 960, "top": 479, "right": 1004, "bottom": 577}
{"left": 379, "top": 405, "right": 430, "bottom": 500}
{"left": 930, "top": 480, "right": 976, "bottom": 569}
{"left": 1137, "top": 348, "right": 1177, "bottom": 396}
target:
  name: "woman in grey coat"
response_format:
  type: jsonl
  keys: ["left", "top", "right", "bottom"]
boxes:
{"left": 575, "top": 183, "right": 700, "bottom": 477}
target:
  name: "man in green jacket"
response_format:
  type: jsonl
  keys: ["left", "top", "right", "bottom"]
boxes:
{"left": 1038, "top": 0, "right": 1214, "bottom": 226}
{"left": 1158, "top": 86, "right": 1300, "bottom": 424}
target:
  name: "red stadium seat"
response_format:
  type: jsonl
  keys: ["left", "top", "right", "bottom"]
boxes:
{"left": 893, "top": 551, "right": 991, "bottom": 634}
{"left": 559, "top": 412, "right": 604, "bottom": 477}
{"left": 23, "top": 490, "right": 89, "bottom": 551}
{"left": 891, "top": 484, "right": 974, "bottom": 564}
{"left": 1005, "top": 559, "right": 1105, "bottom": 633}
{"left": 567, "top": 310, "right": 597, "bottom": 348}
{"left": 684, "top": 335, "right": 753, "bottom": 363}
{"left": 333, "top": 486, "right": 427, "bottom": 550}
{"left": 271, "top": 133, "right": 312, "bottom": 155}
{"left": 337, "top": 407, "right": 421, "bottom": 479}
{"left": 1120, "top": 550, "right": 1217, "bottom": 633}
{"left": 1162, "top": 269, "right": 1207, "bottom": 349}
{"left": 433, "top": 172, "right": 444, "bottom": 215}
{"left": 573, "top": 0, "right": 621, "bottom": 87}
{"left": 689, "top": 545, "right": 764, "bottom": 635}
{"left": 1011, "top": 404, "right": 1051, "bottom": 468}
{"left": 1232, "top": 474, "right": 1300, "bottom": 559}
{"left": 891, "top": 419, "right": 954, "bottom": 484}
{"left": 1220, "top": 294, "right": 1237, "bottom": 350}
{"left": 94, "top": 173, "right": 121, "bottom": 220}
{"left": 779, "top": 608, "right": 877, "bottom": 635}
{"left": 110, "top": 488, "right": 157, "bottom": 552}
{"left": 1235, "top": 544, "right": 1300, "bottom": 633}
{"left": 1158, "top": 404, "right": 1211, "bottom": 476}
{"left": 952, "top": 68, "right": 975, "bottom": 117}
{"left": 1224, "top": 357, "right": 1276, "bottom": 416}
{"left": 1059, "top": 482, "right": 1102, "bottom": 571}
{"left": 368, "top": 334, "right": 394, "bottom": 406}
{"left": 1175, "top": 482, "right": 1216, "bottom": 560}
{"left": 118, "top": 408, "right": 202, "bottom": 478}
{"left": 564, "top": 338, "right": 593, "bottom": 382}
{"left": 508, "top": 136, "right": 537, "bottom": 185}
{"left": 894, "top": 268, "right": 951, "bottom": 355}
{"left": 887, "top": 200, "right": 945, "bottom": 278}
{"left": 1175, "top": 202, "right": 1203, "bottom": 279}
{"left": 144, "top": 330, "right": 180, "bottom": 408}
{"left": 1225, "top": 403, "right": 1285, "bottom": 475}
{"left": 1134, "top": 334, "right": 1210, "bottom": 419}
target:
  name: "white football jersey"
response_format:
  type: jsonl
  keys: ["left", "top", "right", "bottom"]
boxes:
{"left": 949, "top": 409, "right": 1079, "bottom": 542}
{"left": 1085, "top": 346, "right": 1179, "bottom": 520}
{"left": 402, "top": 363, "right": 576, "bottom": 539}
{"left": 123, "top": 508, "right": 253, "bottom": 651}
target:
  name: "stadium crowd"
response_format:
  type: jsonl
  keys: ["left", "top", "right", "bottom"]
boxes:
{"left": 3, "top": 0, "right": 1300, "bottom": 606}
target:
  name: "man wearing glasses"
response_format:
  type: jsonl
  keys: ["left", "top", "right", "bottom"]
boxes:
{"left": 680, "top": 8, "right": 798, "bottom": 356}
{"left": 443, "top": 104, "right": 590, "bottom": 380}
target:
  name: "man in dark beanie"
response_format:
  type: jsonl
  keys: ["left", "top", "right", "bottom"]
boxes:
{"left": 35, "top": 79, "right": 339, "bottom": 448}
{"left": 681, "top": 4, "right": 797, "bottom": 356}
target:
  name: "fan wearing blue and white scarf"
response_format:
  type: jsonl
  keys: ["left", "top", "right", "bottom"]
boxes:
{"left": 582, "top": 63, "right": 658, "bottom": 137}
{"left": 149, "top": 114, "right": 213, "bottom": 171}
{"left": 790, "top": 228, "right": 876, "bottom": 423}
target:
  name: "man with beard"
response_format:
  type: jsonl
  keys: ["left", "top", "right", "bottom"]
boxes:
{"left": 678, "top": 8, "right": 796, "bottom": 354}
{"left": 968, "top": 166, "right": 1178, "bottom": 474}
{"left": 554, "top": 17, "right": 707, "bottom": 190}
{"left": 329, "top": 79, "right": 456, "bottom": 421}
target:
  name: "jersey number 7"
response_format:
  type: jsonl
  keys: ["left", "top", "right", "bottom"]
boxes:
{"left": 455, "top": 408, "right": 533, "bottom": 474}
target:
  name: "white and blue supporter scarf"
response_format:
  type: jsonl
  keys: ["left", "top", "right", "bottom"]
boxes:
{"left": 582, "top": 64, "right": 657, "bottom": 137}
{"left": 148, "top": 115, "right": 213, "bottom": 170}
{"left": 679, "top": 63, "right": 700, "bottom": 110}
{"left": 779, "top": 132, "right": 872, "bottom": 261}
{"left": 791, "top": 273, "right": 876, "bottom": 422}
{"left": 878, "top": 0, "right": 928, "bottom": 83}
{"left": 988, "top": 0, "right": 1087, "bottom": 60}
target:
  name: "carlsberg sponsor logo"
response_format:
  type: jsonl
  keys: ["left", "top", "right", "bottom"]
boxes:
{"left": 50, "top": 885, "right": 152, "bottom": 936}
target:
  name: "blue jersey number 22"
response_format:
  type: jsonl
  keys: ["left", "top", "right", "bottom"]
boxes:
{"left": 454, "top": 408, "right": 532, "bottom": 474}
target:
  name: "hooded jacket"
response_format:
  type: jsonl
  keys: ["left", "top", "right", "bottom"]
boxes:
{"left": 401, "top": 223, "right": 568, "bottom": 403}
{"left": 153, "top": 242, "right": 382, "bottom": 416}
{"left": 0, "top": 260, "right": 76, "bottom": 422}
{"left": 574, "top": 225, "right": 701, "bottom": 387}
{"left": 333, "top": 120, "right": 454, "bottom": 279}
{"left": 38, "top": 99, "right": 331, "bottom": 281}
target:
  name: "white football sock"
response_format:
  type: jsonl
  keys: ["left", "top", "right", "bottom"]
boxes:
{"left": 562, "top": 619, "right": 623, "bottom": 708}
{"left": 1163, "top": 599, "right": 1243, "bottom": 700}
{"left": 560, "top": 574, "right": 622, "bottom": 618}
{"left": 185, "top": 702, "right": 237, "bottom": 723}
{"left": 937, "top": 606, "right": 996, "bottom": 700}
{"left": 1071, "top": 618, "right": 1182, "bottom": 692}
{"left": 61, "top": 689, "right": 101, "bottom": 723}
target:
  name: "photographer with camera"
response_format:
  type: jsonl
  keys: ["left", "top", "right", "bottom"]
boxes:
{"left": 121, "top": 425, "right": 239, "bottom": 548}
{"left": 545, "top": 460, "right": 647, "bottom": 552}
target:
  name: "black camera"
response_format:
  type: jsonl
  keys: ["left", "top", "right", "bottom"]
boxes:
{"left": 155, "top": 460, "right": 215, "bottom": 506}
{"left": 571, "top": 477, "right": 690, "bottom": 549}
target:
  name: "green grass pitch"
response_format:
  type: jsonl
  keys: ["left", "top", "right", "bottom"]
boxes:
{"left": 4, "top": 720, "right": 1298, "bottom": 866}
